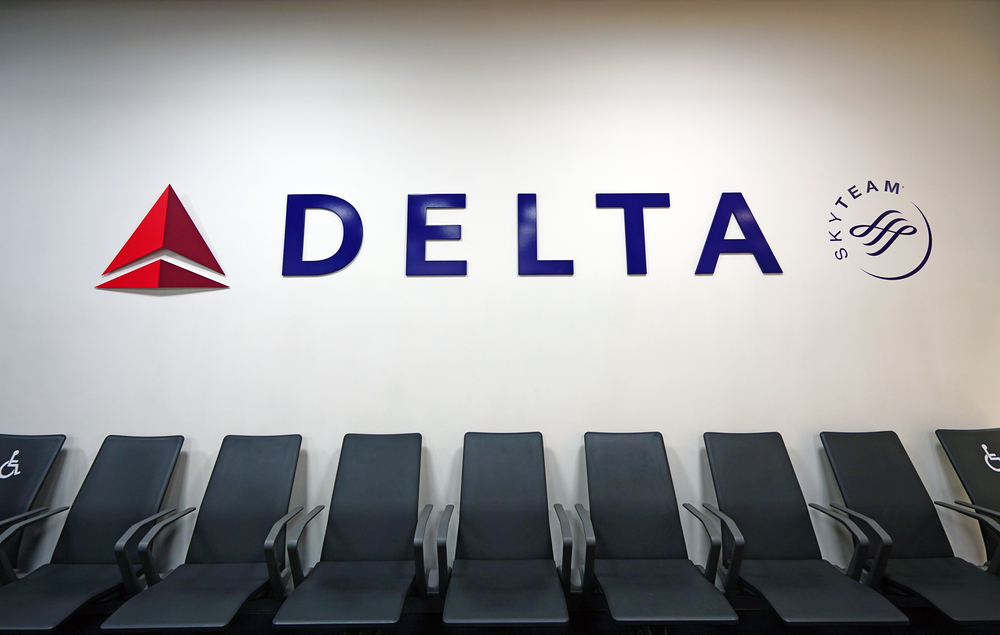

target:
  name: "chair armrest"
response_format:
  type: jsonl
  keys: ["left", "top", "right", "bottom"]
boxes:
{"left": 264, "top": 506, "right": 303, "bottom": 600}
{"left": 956, "top": 500, "right": 1000, "bottom": 522}
{"left": 0, "top": 506, "right": 68, "bottom": 585}
{"left": 114, "top": 509, "right": 177, "bottom": 597}
{"left": 287, "top": 505, "right": 324, "bottom": 587}
{"left": 703, "top": 504, "right": 744, "bottom": 597}
{"left": 936, "top": 501, "right": 1000, "bottom": 576}
{"left": 574, "top": 504, "right": 596, "bottom": 597}
{"left": 436, "top": 504, "right": 455, "bottom": 598}
{"left": 809, "top": 503, "right": 869, "bottom": 581}
{"left": 137, "top": 507, "right": 196, "bottom": 586}
{"left": 831, "top": 503, "right": 892, "bottom": 589}
{"left": 0, "top": 508, "right": 50, "bottom": 533}
{"left": 413, "top": 504, "right": 433, "bottom": 599}
{"left": 553, "top": 504, "right": 573, "bottom": 596}
{"left": 683, "top": 503, "right": 721, "bottom": 584}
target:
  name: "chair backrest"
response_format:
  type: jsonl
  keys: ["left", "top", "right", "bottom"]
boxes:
{"left": 51, "top": 435, "right": 183, "bottom": 564}
{"left": 321, "top": 433, "right": 422, "bottom": 562}
{"left": 584, "top": 432, "right": 687, "bottom": 560}
{"left": 186, "top": 435, "right": 301, "bottom": 564}
{"left": 821, "top": 431, "right": 953, "bottom": 559}
{"left": 704, "top": 432, "right": 821, "bottom": 560}
{"left": 455, "top": 432, "right": 552, "bottom": 561}
{"left": 936, "top": 428, "right": 1000, "bottom": 558}
{"left": 0, "top": 434, "right": 66, "bottom": 568}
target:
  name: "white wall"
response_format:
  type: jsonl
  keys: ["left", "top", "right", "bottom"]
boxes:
{"left": 2, "top": 0, "right": 999, "bottom": 573}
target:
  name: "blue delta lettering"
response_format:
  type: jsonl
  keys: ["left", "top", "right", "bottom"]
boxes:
{"left": 282, "top": 192, "right": 782, "bottom": 277}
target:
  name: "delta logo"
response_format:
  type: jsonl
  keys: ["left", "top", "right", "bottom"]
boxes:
{"left": 97, "top": 185, "right": 227, "bottom": 290}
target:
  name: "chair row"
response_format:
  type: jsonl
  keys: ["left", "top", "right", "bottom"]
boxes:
{"left": 2, "top": 429, "right": 1000, "bottom": 632}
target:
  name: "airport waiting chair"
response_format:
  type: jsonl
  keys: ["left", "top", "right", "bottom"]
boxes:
{"left": 0, "top": 433, "right": 65, "bottom": 579}
{"left": 703, "top": 432, "right": 908, "bottom": 626}
{"left": 575, "top": 432, "right": 737, "bottom": 627}
{"left": 936, "top": 427, "right": 1000, "bottom": 561}
{"left": 438, "top": 432, "right": 571, "bottom": 626}
{"left": 272, "top": 433, "right": 431, "bottom": 629}
{"left": 101, "top": 434, "right": 302, "bottom": 631}
{"left": 0, "top": 435, "right": 183, "bottom": 632}
{"left": 822, "top": 430, "right": 1000, "bottom": 624}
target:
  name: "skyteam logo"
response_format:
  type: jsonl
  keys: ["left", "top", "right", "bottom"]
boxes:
{"left": 97, "top": 185, "right": 227, "bottom": 290}
{"left": 827, "top": 179, "right": 932, "bottom": 280}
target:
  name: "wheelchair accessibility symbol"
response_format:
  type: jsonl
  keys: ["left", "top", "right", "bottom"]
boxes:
{"left": 0, "top": 450, "right": 21, "bottom": 479}
{"left": 984, "top": 445, "right": 1000, "bottom": 473}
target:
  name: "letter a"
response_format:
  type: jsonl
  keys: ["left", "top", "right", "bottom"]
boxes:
{"left": 695, "top": 193, "right": 782, "bottom": 274}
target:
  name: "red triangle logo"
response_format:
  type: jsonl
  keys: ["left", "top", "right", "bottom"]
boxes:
{"left": 97, "top": 260, "right": 227, "bottom": 289}
{"left": 103, "top": 185, "right": 224, "bottom": 275}
{"left": 98, "top": 186, "right": 227, "bottom": 290}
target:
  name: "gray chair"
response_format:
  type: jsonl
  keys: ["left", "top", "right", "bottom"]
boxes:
{"left": 101, "top": 434, "right": 302, "bottom": 631}
{"left": 0, "top": 435, "right": 183, "bottom": 632}
{"left": 703, "top": 432, "right": 907, "bottom": 626}
{"left": 0, "top": 433, "right": 65, "bottom": 579}
{"left": 575, "top": 432, "right": 737, "bottom": 627}
{"left": 272, "top": 433, "right": 430, "bottom": 629}
{"left": 822, "top": 430, "right": 1000, "bottom": 624}
{"left": 438, "top": 432, "right": 571, "bottom": 626}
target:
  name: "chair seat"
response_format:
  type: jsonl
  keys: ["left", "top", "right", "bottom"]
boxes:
{"left": 739, "top": 559, "right": 908, "bottom": 626}
{"left": 0, "top": 563, "right": 123, "bottom": 632}
{"left": 101, "top": 562, "right": 269, "bottom": 631}
{"left": 272, "top": 560, "right": 415, "bottom": 628}
{"left": 595, "top": 558, "right": 737, "bottom": 625}
{"left": 885, "top": 557, "right": 1000, "bottom": 624}
{"left": 442, "top": 559, "right": 568, "bottom": 625}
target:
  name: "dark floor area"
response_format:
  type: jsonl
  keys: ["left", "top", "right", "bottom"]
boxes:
{"left": 49, "top": 594, "right": 998, "bottom": 635}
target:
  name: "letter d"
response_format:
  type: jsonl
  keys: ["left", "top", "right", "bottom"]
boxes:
{"left": 282, "top": 194, "right": 364, "bottom": 276}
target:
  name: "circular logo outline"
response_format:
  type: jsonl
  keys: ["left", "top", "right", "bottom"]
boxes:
{"left": 859, "top": 202, "right": 933, "bottom": 281}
